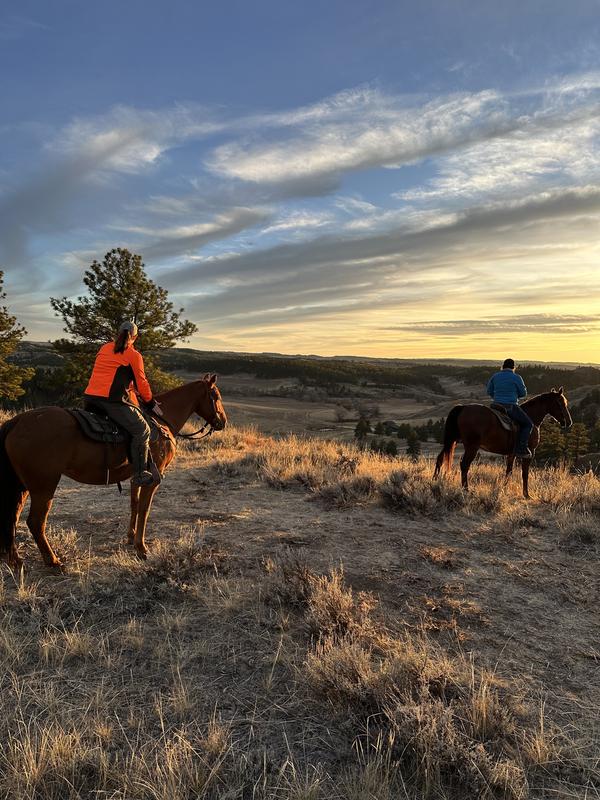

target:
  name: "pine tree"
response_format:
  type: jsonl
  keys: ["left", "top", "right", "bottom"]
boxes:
{"left": 0, "top": 271, "right": 34, "bottom": 400}
{"left": 535, "top": 421, "right": 565, "bottom": 465}
{"left": 50, "top": 248, "right": 197, "bottom": 400}
{"left": 354, "top": 417, "right": 371, "bottom": 441}
{"left": 590, "top": 421, "right": 600, "bottom": 452}
{"left": 396, "top": 423, "right": 412, "bottom": 439}
{"left": 406, "top": 430, "right": 421, "bottom": 461}
{"left": 385, "top": 439, "right": 398, "bottom": 457}
{"left": 565, "top": 423, "right": 590, "bottom": 463}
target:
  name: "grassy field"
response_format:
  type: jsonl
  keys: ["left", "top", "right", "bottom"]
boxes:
{"left": 1, "top": 422, "right": 599, "bottom": 799}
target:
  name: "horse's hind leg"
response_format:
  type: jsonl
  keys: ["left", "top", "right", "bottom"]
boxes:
{"left": 460, "top": 445, "right": 478, "bottom": 491}
{"left": 128, "top": 483, "right": 141, "bottom": 545}
{"left": 26, "top": 487, "right": 62, "bottom": 568}
{"left": 0, "top": 489, "right": 28, "bottom": 568}
{"left": 505, "top": 454, "right": 515, "bottom": 480}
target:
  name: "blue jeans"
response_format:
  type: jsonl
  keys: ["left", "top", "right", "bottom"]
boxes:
{"left": 499, "top": 403, "right": 533, "bottom": 451}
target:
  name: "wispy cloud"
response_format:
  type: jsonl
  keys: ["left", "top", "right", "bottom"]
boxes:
{"left": 204, "top": 78, "right": 600, "bottom": 189}
{"left": 48, "top": 104, "right": 222, "bottom": 174}
{"left": 384, "top": 314, "right": 600, "bottom": 336}
{"left": 0, "top": 14, "right": 48, "bottom": 41}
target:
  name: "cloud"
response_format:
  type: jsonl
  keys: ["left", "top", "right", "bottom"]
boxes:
{"left": 0, "top": 14, "right": 48, "bottom": 41}
{"left": 259, "top": 210, "right": 335, "bottom": 236}
{"left": 204, "top": 79, "right": 600, "bottom": 187}
{"left": 47, "top": 104, "right": 225, "bottom": 174}
{"left": 206, "top": 89, "right": 506, "bottom": 184}
{"left": 0, "top": 127, "right": 156, "bottom": 266}
{"left": 165, "top": 184, "right": 600, "bottom": 288}
{"left": 383, "top": 314, "right": 600, "bottom": 336}
{"left": 138, "top": 208, "right": 270, "bottom": 261}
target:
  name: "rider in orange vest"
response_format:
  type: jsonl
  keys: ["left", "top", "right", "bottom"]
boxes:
{"left": 84, "top": 321, "right": 162, "bottom": 486}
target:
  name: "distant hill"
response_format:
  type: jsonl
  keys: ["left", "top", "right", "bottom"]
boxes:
{"left": 8, "top": 341, "right": 600, "bottom": 403}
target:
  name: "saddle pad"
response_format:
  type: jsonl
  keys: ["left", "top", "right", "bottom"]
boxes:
{"left": 489, "top": 404, "right": 515, "bottom": 432}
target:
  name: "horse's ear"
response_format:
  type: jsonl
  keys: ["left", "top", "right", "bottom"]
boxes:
{"left": 209, "top": 373, "right": 217, "bottom": 386}
{"left": 202, "top": 373, "right": 210, "bottom": 382}
{"left": 558, "top": 386, "right": 563, "bottom": 395}
{"left": 551, "top": 387, "right": 556, "bottom": 392}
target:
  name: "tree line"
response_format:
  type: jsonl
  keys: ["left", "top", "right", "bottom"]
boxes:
{"left": 354, "top": 417, "right": 445, "bottom": 460}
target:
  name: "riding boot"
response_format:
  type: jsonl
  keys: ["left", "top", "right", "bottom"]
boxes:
{"left": 131, "top": 443, "right": 155, "bottom": 486}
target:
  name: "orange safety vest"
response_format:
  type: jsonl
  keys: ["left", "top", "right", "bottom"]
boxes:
{"left": 84, "top": 342, "right": 153, "bottom": 404}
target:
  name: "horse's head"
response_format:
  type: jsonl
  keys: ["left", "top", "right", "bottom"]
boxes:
{"left": 196, "top": 373, "right": 227, "bottom": 431}
{"left": 547, "top": 386, "right": 572, "bottom": 430}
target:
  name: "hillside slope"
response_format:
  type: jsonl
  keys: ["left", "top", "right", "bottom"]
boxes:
{"left": 1, "top": 428, "right": 599, "bottom": 798}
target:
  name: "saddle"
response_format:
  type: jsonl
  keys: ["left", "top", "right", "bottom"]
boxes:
{"left": 490, "top": 403, "right": 516, "bottom": 432}
{"left": 67, "top": 407, "right": 168, "bottom": 445}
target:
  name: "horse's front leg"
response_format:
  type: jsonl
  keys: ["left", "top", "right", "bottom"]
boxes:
{"left": 134, "top": 484, "right": 159, "bottom": 559}
{"left": 128, "top": 483, "right": 141, "bottom": 545}
{"left": 521, "top": 458, "right": 531, "bottom": 500}
{"left": 27, "top": 487, "right": 62, "bottom": 568}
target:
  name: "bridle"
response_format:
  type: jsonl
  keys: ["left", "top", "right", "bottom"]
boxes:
{"left": 152, "top": 386, "right": 222, "bottom": 441}
{"left": 545, "top": 393, "right": 572, "bottom": 430}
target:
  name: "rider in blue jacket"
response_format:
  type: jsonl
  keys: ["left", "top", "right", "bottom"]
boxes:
{"left": 486, "top": 358, "right": 533, "bottom": 458}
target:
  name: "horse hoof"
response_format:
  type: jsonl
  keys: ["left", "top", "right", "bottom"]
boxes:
{"left": 0, "top": 550, "right": 23, "bottom": 570}
{"left": 135, "top": 548, "right": 148, "bottom": 561}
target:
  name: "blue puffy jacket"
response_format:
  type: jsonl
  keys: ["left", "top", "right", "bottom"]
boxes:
{"left": 486, "top": 369, "right": 527, "bottom": 405}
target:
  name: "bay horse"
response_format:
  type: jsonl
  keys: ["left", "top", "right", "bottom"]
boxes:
{"left": 433, "top": 388, "right": 572, "bottom": 498}
{"left": 0, "top": 374, "right": 226, "bottom": 568}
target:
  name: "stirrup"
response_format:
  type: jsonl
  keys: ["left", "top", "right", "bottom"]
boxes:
{"left": 132, "top": 471, "right": 155, "bottom": 486}
{"left": 516, "top": 448, "right": 532, "bottom": 459}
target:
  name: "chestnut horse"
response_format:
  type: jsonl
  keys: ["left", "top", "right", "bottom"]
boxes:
{"left": 433, "top": 388, "right": 572, "bottom": 498}
{"left": 0, "top": 374, "right": 226, "bottom": 568}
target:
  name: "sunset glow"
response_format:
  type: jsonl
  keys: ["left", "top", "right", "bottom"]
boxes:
{"left": 2, "top": 2, "right": 600, "bottom": 362}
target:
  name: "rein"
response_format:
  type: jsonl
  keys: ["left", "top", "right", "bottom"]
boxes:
{"left": 174, "top": 422, "right": 214, "bottom": 440}
{"left": 150, "top": 412, "right": 214, "bottom": 441}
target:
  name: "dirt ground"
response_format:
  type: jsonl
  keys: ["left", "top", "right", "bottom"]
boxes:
{"left": 16, "top": 436, "right": 599, "bottom": 741}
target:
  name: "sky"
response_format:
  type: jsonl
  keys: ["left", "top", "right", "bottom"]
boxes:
{"left": 2, "top": 0, "right": 600, "bottom": 362}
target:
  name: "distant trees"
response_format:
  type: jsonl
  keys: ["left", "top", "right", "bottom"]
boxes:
{"left": 535, "top": 422, "right": 565, "bottom": 465}
{"left": 0, "top": 272, "right": 34, "bottom": 400}
{"left": 590, "top": 421, "right": 600, "bottom": 452}
{"left": 370, "top": 438, "right": 398, "bottom": 457}
{"left": 354, "top": 418, "right": 371, "bottom": 442}
{"left": 406, "top": 431, "right": 421, "bottom": 460}
{"left": 49, "top": 248, "right": 197, "bottom": 401}
{"left": 565, "top": 423, "right": 590, "bottom": 462}
{"left": 536, "top": 420, "right": 592, "bottom": 465}
{"left": 396, "top": 423, "right": 413, "bottom": 439}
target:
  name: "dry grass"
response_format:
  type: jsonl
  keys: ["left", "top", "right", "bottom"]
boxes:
{"left": 196, "top": 428, "right": 600, "bottom": 532}
{"left": 0, "top": 424, "right": 598, "bottom": 798}
{"left": 271, "top": 560, "right": 585, "bottom": 800}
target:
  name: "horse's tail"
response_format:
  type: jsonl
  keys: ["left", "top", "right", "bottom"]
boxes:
{"left": 433, "top": 405, "right": 463, "bottom": 477}
{"left": 0, "top": 416, "right": 25, "bottom": 556}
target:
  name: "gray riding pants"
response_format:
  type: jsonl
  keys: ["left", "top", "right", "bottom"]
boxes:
{"left": 84, "top": 397, "right": 150, "bottom": 448}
